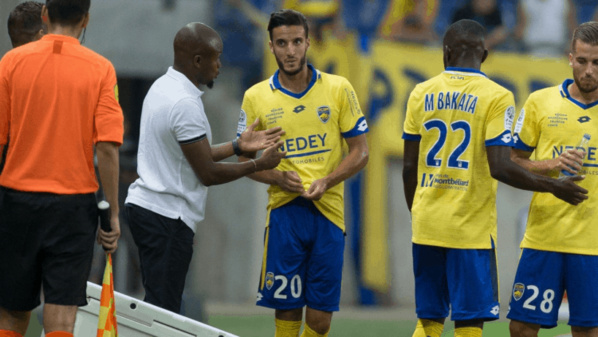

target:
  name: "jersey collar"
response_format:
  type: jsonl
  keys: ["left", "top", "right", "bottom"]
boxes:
{"left": 268, "top": 64, "right": 321, "bottom": 99}
{"left": 559, "top": 79, "right": 598, "bottom": 109}
{"left": 41, "top": 34, "right": 81, "bottom": 45}
{"left": 444, "top": 67, "right": 487, "bottom": 77}
{"left": 166, "top": 67, "right": 204, "bottom": 98}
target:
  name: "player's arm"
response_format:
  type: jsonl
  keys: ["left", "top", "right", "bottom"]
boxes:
{"left": 94, "top": 64, "right": 124, "bottom": 253}
{"left": 402, "top": 139, "right": 420, "bottom": 212}
{"left": 181, "top": 137, "right": 285, "bottom": 186}
{"left": 487, "top": 145, "right": 588, "bottom": 205}
{"left": 302, "top": 134, "right": 369, "bottom": 200}
{"left": 210, "top": 118, "right": 284, "bottom": 162}
{"left": 511, "top": 148, "right": 584, "bottom": 176}
{"left": 96, "top": 141, "right": 121, "bottom": 253}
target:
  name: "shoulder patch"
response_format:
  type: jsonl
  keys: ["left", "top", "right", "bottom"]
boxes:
{"left": 505, "top": 106, "right": 515, "bottom": 130}
{"left": 514, "top": 108, "right": 525, "bottom": 133}
{"left": 237, "top": 109, "right": 247, "bottom": 135}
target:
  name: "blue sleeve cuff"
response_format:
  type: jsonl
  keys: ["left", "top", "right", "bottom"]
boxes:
{"left": 402, "top": 132, "right": 421, "bottom": 141}
{"left": 342, "top": 117, "right": 369, "bottom": 138}
{"left": 512, "top": 133, "right": 535, "bottom": 151}
{"left": 485, "top": 130, "right": 514, "bottom": 147}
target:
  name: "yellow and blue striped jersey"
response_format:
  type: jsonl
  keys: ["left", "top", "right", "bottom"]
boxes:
{"left": 238, "top": 65, "right": 368, "bottom": 231}
{"left": 403, "top": 68, "right": 515, "bottom": 249}
{"left": 513, "top": 79, "right": 598, "bottom": 255}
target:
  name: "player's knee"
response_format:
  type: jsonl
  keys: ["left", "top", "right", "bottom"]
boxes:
{"left": 304, "top": 307, "right": 332, "bottom": 334}
{"left": 305, "top": 321, "right": 330, "bottom": 336}
{"left": 571, "top": 325, "right": 598, "bottom": 336}
{"left": 509, "top": 320, "right": 539, "bottom": 337}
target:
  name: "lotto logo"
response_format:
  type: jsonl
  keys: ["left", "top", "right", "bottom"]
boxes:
{"left": 490, "top": 305, "right": 499, "bottom": 316}
{"left": 358, "top": 120, "right": 368, "bottom": 132}
{"left": 501, "top": 133, "right": 512, "bottom": 143}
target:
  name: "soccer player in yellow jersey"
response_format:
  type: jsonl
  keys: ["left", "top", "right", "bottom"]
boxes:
{"left": 508, "top": 22, "right": 598, "bottom": 337}
{"left": 237, "top": 9, "right": 369, "bottom": 337}
{"left": 402, "top": 19, "right": 588, "bottom": 337}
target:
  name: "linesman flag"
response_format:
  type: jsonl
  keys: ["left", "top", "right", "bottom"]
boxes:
{"left": 97, "top": 253, "right": 118, "bottom": 337}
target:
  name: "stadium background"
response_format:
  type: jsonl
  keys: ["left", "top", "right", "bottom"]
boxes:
{"left": 0, "top": 0, "right": 589, "bottom": 336}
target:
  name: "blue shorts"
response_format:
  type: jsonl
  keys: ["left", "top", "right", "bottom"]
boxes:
{"left": 257, "top": 197, "right": 345, "bottom": 312}
{"left": 413, "top": 243, "right": 500, "bottom": 321}
{"left": 507, "top": 248, "right": 598, "bottom": 328}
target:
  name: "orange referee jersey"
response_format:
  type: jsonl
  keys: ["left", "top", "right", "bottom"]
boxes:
{"left": 0, "top": 34, "right": 123, "bottom": 194}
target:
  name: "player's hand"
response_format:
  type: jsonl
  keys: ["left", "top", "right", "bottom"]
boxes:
{"left": 556, "top": 149, "right": 585, "bottom": 175}
{"left": 553, "top": 175, "right": 588, "bottom": 205}
{"left": 255, "top": 142, "right": 285, "bottom": 170}
{"left": 277, "top": 171, "right": 305, "bottom": 194}
{"left": 97, "top": 216, "right": 121, "bottom": 254}
{"left": 302, "top": 178, "right": 328, "bottom": 201}
{"left": 238, "top": 118, "right": 285, "bottom": 153}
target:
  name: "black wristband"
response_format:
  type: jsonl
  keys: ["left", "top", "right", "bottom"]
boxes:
{"left": 232, "top": 138, "right": 242, "bottom": 156}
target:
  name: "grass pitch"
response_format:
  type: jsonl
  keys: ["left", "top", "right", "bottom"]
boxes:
{"left": 208, "top": 315, "right": 573, "bottom": 337}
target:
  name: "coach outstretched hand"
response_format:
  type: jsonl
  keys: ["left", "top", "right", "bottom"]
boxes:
{"left": 238, "top": 118, "right": 285, "bottom": 153}
{"left": 255, "top": 141, "right": 286, "bottom": 171}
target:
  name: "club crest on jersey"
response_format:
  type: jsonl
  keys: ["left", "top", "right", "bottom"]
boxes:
{"left": 293, "top": 105, "right": 306, "bottom": 113}
{"left": 265, "top": 272, "right": 275, "bottom": 290}
{"left": 578, "top": 116, "right": 591, "bottom": 123}
{"left": 512, "top": 283, "right": 525, "bottom": 301}
{"left": 317, "top": 106, "right": 331, "bottom": 123}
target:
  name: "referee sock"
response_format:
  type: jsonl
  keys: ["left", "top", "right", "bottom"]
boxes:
{"left": 0, "top": 330, "right": 23, "bottom": 337}
{"left": 275, "top": 318, "right": 302, "bottom": 337}
{"left": 412, "top": 319, "right": 444, "bottom": 337}
{"left": 454, "top": 327, "right": 482, "bottom": 337}
{"left": 300, "top": 323, "right": 329, "bottom": 337}
{"left": 45, "top": 331, "right": 73, "bottom": 337}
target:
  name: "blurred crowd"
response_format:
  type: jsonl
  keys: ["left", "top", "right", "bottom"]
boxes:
{"left": 216, "top": 0, "right": 598, "bottom": 91}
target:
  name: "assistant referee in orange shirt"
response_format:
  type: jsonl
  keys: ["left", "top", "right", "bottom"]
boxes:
{"left": 0, "top": 1, "right": 124, "bottom": 337}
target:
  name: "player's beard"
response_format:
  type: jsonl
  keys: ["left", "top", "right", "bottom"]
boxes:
{"left": 276, "top": 53, "right": 307, "bottom": 77}
{"left": 575, "top": 75, "right": 598, "bottom": 94}
{"left": 207, "top": 80, "right": 214, "bottom": 89}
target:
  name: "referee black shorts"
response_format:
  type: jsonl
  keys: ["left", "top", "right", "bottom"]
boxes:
{"left": 0, "top": 187, "right": 98, "bottom": 311}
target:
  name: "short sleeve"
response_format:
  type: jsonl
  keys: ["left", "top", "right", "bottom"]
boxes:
{"left": 170, "top": 98, "right": 208, "bottom": 144}
{"left": 95, "top": 63, "right": 124, "bottom": 145}
{"left": 512, "top": 96, "right": 539, "bottom": 152}
{"left": 484, "top": 90, "right": 515, "bottom": 147}
{"left": 237, "top": 92, "right": 260, "bottom": 137}
{"left": 402, "top": 85, "right": 423, "bottom": 141}
{"left": 338, "top": 78, "right": 369, "bottom": 138}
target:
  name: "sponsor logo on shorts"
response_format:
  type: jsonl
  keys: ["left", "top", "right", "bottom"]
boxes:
{"left": 490, "top": 305, "right": 499, "bottom": 316}
{"left": 513, "top": 282, "right": 525, "bottom": 301}
{"left": 266, "top": 272, "right": 275, "bottom": 290}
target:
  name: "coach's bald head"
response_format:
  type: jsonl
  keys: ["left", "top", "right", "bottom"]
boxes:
{"left": 173, "top": 22, "right": 222, "bottom": 88}
{"left": 443, "top": 19, "right": 488, "bottom": 70}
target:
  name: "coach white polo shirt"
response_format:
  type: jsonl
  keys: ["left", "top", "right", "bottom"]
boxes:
{"left": 126, "top": 67, "right": 211, "bottom": 233}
